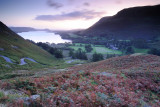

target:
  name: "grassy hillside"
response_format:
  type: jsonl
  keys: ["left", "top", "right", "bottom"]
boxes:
{"left": 0, "top": 22, "right": 66, "bottom": 73}
{"left": 83, "top": 5, "right": 160, "bottom": 40}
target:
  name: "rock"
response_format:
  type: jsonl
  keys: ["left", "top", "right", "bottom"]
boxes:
{"left": 0, "top": 104, "right": 6, "bottom": 107}
{"left": 97, "top": 92, "right": 108, "bottom": 100}
{"left": 47, "top": 87, "right": 57, "bottom": 93}
{"left": 19, "top": 95, "right": 40, "bottom": 106}
{"left": 20, "top": 97, "right": 30, "bottom": 105}
{"left": 30, "top": 95, "right": 40, "bottom": 100}
{"left": 99, "top": 72, "right": 115, "bottom": 77}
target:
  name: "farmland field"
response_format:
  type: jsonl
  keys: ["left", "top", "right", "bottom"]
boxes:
{"left": 69, "top": 43, "right": 122, "bottom": 54}
{"left": 133, "top": 47, "right": 149, "bottom": 53}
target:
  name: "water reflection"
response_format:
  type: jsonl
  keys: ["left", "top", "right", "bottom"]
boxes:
{"left": 18, "top": 31, "right": 72, "bottom": 44}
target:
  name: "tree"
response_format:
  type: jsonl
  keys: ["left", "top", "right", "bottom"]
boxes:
{"left": 148, "top": 48, "right": 160, "bottom": 56}
{"left": 37, "top": 42, "right": 51, "bottom": 51}
{"left": 133, "top": 39, "right": 148, "bottom": 49}
{"left": 69, "top": 49, "right": 76, "bottom": 59}
{"left": 75, "top": 48, "right": 87, "bottom": 60}
{"left": 70, "top": 48, "right": 88, "bottom": 60}
{"left": 85, "top": 44, "right": 93, "bottom": 52}
{"left": 125, "top": 46, "right": 135, "bottom": 54}
{"left": 69, "top": 49, "right": 74, "bottom": 57}
{"left": 92, "top": 53, "right": 104, "bottom": 62}
{"left": 48, "top": 48, "right": 63, "bottom": 58}
{"left": 37, "top": 42, "right": 63, "bottom": 58}
{"left": 49, "top": 48, "right": 56, "bottom": 55}
{"left": 54, "top": 49, "right": 63, "bottom": 58}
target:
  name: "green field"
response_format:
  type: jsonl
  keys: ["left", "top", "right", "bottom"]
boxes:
{"left": 93, "top": 47, "right": 122, "bottom": 54}
{"left": 69, "top": 43, "right": 122, "bottom": 54}
{"left": 133, "top": 47, "right": 149, "bottom": 53}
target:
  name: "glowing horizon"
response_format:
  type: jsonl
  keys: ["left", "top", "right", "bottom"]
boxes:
{"left": 0, "top": 0, "right": 160, "bottom": 30}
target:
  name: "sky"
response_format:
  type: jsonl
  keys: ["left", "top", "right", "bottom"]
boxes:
{"left": 0, "top": 0, "right": 160, "bottom": 30}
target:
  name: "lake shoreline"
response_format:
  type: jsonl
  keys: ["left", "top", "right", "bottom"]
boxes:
{"left": 18, "top": 31, "right": 72, "bottom": 44}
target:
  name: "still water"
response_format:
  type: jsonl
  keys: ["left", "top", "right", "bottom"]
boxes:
{"left": 18, "top": 31, "right": 72, "bottom": 44}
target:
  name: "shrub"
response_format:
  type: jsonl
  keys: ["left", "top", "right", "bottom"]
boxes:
{"left": 148, "top": 48, "right": 160, "bottom": 56}
{"left": 125, "top": 46, "right": 135, "bottom": 54}
{"left": 14, "top": 80, "right": 37, "bottom": 95}
{"left": 0, "top": 91, "right": 8, "bottom": 103}
{"left": 92, "top": 53, "right": 103, "bottom": 62}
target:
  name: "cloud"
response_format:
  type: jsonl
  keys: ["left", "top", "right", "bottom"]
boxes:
{"left": 116, "top": 0, "right": 123, "bottom": 4}
{"left": 83, "top": 2, "right": 90, "bottom": 6}
{"left": 47, "top": 0, "right": 63, "bottom": 9}
{"left": 35, "top": 10, "right": 106, "bottom": 21}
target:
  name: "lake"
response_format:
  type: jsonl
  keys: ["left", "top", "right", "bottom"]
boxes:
{"left": 18, "top": 31, "right": 72, "bottom": 44}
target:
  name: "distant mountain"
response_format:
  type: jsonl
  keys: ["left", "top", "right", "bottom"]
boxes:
{"left": 0, "top": 21, "right": 58, "bottom": 72}
{"left": 10, "top": 27, "right": 53, "bottom": 33}
{"left": 10, "top": 27, "right": 37, "bottom": 33}
{"left": 82, "top": 4, "right": 160, "bottom": 39}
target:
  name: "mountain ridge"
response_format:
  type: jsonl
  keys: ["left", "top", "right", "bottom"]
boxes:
{"left": 82, "top": 4, "right": 160, "bottom": 39}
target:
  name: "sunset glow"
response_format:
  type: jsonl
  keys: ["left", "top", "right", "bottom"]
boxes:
{"left": 0, "top": 0, "right": 160, "bottom": 30}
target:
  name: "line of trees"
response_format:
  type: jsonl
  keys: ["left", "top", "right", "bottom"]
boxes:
{"left": 85, "top": 44, "right": 93, "bottom": 52}
{"left": 37, "top": 42, "right": 63, "bottom": 58}
{"left": 69, "top": 48, "right": 87, "bottom": 60}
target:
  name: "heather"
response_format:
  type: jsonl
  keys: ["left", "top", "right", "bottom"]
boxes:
{"left": 0, "top": 54, "right": 159, "bottom": 107}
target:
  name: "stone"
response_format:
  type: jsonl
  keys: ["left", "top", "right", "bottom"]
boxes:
{"left": 31, "top": 95, "right": 40, "bottom": 100}
{"left": 99, "top": 72, "right": 115, "bottom": 77}
{"left": 47, "top": 87, "right": 57, "bottom": 93}
{"left": 19, "top": 95, "right": 40, "bottom": 106}
{"left": 0, "top": 104, "right": 6, "bottom": 107}
{"left": 97, "top": 92, "right": 108, "bottom": 100}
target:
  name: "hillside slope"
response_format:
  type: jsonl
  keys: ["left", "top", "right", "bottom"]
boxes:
{"left": 0, "top": 21, "right": 63, "bottom": 73}
{"left": 1, "top": 54, "right": 159, "bottom": 106}
{"left": 83, "top": 4, "right": 160, "bottom": 39}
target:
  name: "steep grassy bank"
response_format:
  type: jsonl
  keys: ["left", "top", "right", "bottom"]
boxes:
{"left": 0, "top": 21, "right": 67, "bottom": 73}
